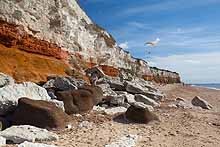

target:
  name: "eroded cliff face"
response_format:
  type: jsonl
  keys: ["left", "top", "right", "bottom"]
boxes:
{"left": 143, "top": 67, "right": 181, "bottom": 84}
{"left": 0, "top": 0, "right": 180, "bottom": 83}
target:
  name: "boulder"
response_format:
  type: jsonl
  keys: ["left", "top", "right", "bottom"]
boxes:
{"left": 18, "top": 141, "right": 57, "bottom": 147}
{"left": 0, "top": 136, "right": 6, "bottom": 146}
{"left": 93, "top": 106, "right": 106, "bottom": 112}
{"left": 0, "top": 82, "right": 51, "bottom": 115}
{"left": 105, "top": 134, "right": 138, "bottom": 147}
{"left": 175, "top": 101, "right": 193, "bottom": 109}
{"left": 93, "top": 106, "right": 127, "bottom": 116}
{"left": 0, "top": 72, "right": 14, "bottom": 88}
{"left": 85, "top": 66, "right": 105, "bottom": 85}
{"left": 142, "top": 91, "right": 164, "bottom": 101}
{"left": 11, "top": 98, "right": 70, "bottom": 130}
{"left": 175, "top": 97, "right": 185, "bottom": 102}
{"left": 108, "top": 80, "right": 125, "bottom": 91}
{"left": 168, "top": 104, "right": 178, "bottom": 108}
{"left": 115, "top": 91, "right": 128, "bottom": 95}
{"left": 110, "top": 95, "right": 125, "bottom": 106}
{"left": 132, "top": 102, "right": 154, "bottom": 112}
{"left": 104, "top": 107, "right": 127, "bottom": 116}
{"left": 191, "top": 96, "right": 212, "bottom": 110}
{"left": 97, "top": 83, "right": 117, "bottom": 97}
{"left": 0, "top": 125, "right": 58, "bottom": 144}
{"left": 43, "top": 76, "right": 79, "bottom": 91}
{"left": 125, "top": 103, "right": 158, "bottom": 123}
{"left": 135, "top": 94, "right": 160, "bottom": 107}
{"left": 124, "top": 81, "right": 148, "bottom": 94}
{"left": 133, "top": 78, "right": 158, "bottom": 92}
{"left": 125, "top": 94, "right": 136, "bottom": 104}
{"left": 55, "top": 85, "right": 104, "bottom": 114}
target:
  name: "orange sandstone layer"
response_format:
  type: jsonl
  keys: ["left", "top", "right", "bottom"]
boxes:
{"left": 0, "top": 44, "right": 69, "bottom": 83}
{"left": 74, "top": 53, "right": 120, "bottom": 77}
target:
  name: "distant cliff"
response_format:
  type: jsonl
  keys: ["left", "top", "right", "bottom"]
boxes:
{"left": 0, "top": 0, "right": 180, "bottom": 84}
{"left": 143, "top": 67, "right": 181, "bottom": 84}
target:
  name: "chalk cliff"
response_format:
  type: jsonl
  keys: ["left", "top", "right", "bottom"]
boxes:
{"left": 0, "top": 0, "right": 180, "bottom": 83}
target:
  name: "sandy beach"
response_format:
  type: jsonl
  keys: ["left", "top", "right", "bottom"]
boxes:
{"left": 39, "top": 84, "right": 220, "bottom": 147}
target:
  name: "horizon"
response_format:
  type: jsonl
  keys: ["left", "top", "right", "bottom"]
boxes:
{"left": 79, "top": 0, "right": 220, "bottom": 84}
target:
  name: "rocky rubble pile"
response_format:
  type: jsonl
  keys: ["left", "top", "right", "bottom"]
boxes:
{"left": 0, "top": 68, "right": 164, "bottom": 146}
{"left": 0, "top": 66, "right": 214, "bottom": 146}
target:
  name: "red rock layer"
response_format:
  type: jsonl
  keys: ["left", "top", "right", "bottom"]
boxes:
{"left": 100, "top": 65, "right": 119, "bottom": 77}
{"left": 0, "top": 44, "right": 69, "bottom": 83}
{"left": 86, "top": 62, "right": 119, "bottom": 77}
{"left": 73, "top": 53, "right": 120, "bottom": 77}
{"left": 0, "top": 20, "right": 68, "bottom": 60}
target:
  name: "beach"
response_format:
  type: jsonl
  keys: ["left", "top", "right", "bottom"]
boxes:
{"left": 41, "top": 84, "right": 220, "bottom": 147}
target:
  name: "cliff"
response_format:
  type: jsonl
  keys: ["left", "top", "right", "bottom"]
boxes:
{"left": 0, "top": 0, "right": 180, "bottom": 83}
{"left": 143, "top": 67, "right": 181, "bottom": 84}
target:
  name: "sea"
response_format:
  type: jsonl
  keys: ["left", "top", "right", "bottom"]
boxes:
{"left": 191, "top": 83, "right": 220, "bottom": 90}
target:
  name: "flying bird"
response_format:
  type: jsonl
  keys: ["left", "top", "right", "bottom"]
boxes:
{"left": 145, "top": 38, "right": 160, "bottom": 47}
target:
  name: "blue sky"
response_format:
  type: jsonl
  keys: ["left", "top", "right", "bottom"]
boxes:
{"left": 79, "top": 0, "right": 220, "bottom": 83}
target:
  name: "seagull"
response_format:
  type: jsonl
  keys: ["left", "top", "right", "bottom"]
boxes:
{"left": 145, "top": 38, "right": 160, "bottom": 47}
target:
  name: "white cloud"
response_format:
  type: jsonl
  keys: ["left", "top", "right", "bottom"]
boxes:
{"left": 184, "top": 59, "right": 201, "bottom": 64}
{"left": 149, "top": 52, "right": 220, "bottom": 84}
{"left": 119, "top": 42, "right": 129, "bottom": 49}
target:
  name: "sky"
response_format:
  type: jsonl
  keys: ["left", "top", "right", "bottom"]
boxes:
{"left": 79, "top": 0, "right": 220, "bottom": 84}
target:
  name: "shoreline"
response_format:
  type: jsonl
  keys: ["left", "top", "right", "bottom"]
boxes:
{"left": 190, "top": 84, "right": 220, "bottom": 91}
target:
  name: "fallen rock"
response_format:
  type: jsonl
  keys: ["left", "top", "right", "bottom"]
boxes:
{"left": 133, "top": 78, "right": 158, "bottom": 92}
{"left": 124, "top": 81, "right": 164, "bottom": 101}
{"left": 0, "top": 136, "right": 6, "bottom": 146}
{"left": 0, "top": 72, "right": 14, "bottom": 88}
{"left": 110, "top": 95, "right": 125, "bottom": 106}
{"left": 175, "top": 97, "right": 185, "bottom": 102}
{"left": 11, "top": 98, "right": 70, "bottom": 130}
{"left": 115, "top": 91, "right": 128, "bottom": 95}
{"left": 125, "top": 94, "right": 136, "bottom": 104}
{"left": 104, "top": 107, "right": 127, "bottom": 115}
{"left": 125, "top": 103, "right": 158, "bottom": 123}
{"left": 124, "top": 81, "right": 148, "bottom": 94}
{"left": 191, "top": 96, "right": 212, "bottom": 109}
{"left": 18, "top": 141, "right": 57, "bottom": 147}
{"left": 132, "top": 102, "right": 154, "bottom": 112}
{"left": 85, "top": 66, "right": 106, "bottom": 85}
{"left": 93, "top": 106, "right": 127, "bottom": 115}
{"left": 105, "top": 134, "right": 138, "bottom": 147}
{"left": 0, "top": 125, "right": 58, "bottom": 144}
{"left": 135, "top": 94, "right": 160, "bottom": 107}
{"left": 97, "top": 83, "right": 117, "bottom": 97}
{"left": 168, "top": 104, "right": 178, "bottom": 108}
{"left": 43, "top": 76, "right": 79, "bottom": 91}
{"left": 0, "top": 82, "right": 51, "bottom": 115}
{"left": 93, "top": 106, "right": 106, "bottom": 113}
{"left": 56, "top": 85, "right": 104, "bottom": 114}
{"left": 142, "top": 91, "right": 164, "bottom": 101}
{"left": 108, "top": 80, "right": 125, "bottom": 91}
{"left": 176, "top": 100, "right": 193, "bottom": 109}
